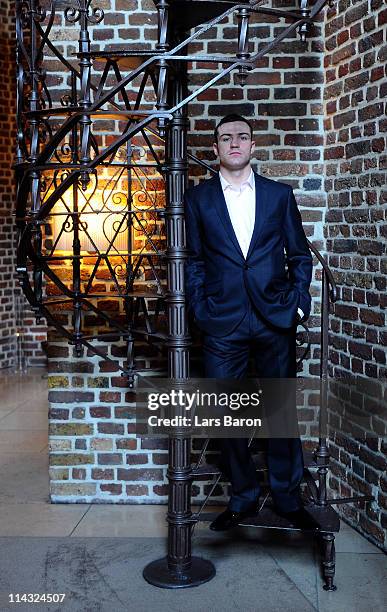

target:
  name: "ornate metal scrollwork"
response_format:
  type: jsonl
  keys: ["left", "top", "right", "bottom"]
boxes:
{"left": 64, "top": 0, "right": 104, "bottom": 25}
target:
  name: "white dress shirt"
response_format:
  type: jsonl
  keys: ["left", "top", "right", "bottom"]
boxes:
{"left": 219, "top": 169, "right": 304, "bottom": 321}
{"left": 219, "top": 169, "right": 256, "bottom": 259}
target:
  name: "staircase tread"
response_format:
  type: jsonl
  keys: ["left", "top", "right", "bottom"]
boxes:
{"left": 192, "top": 449, "right": 320, "bottom": 476}
{"left": 195, "top": 504, "right": 341, "bottom": 533}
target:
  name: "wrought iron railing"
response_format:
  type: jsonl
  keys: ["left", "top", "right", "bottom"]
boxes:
{"left": 15, "top": 0, "right": 330, "bottom": 381}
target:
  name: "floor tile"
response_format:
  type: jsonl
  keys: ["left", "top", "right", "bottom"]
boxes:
{"left": 0, "top": 503, "right": 90, "bottom": 536}
{"left": 194, "top": 525, "right": 320, "bottom": 607}
{"left": 335, "top": 522, "right": 384, "bottom": 554}
{"left": 317, "top": 552, "right": 387, "bottom": 611}
{"left": 0, "top": 430, "right": 48, "bottom": 452}
{"left": 0, "top": 452, "right": 49, "bottom": 502}
{"left": 0, "top": 387, "right": 48, "bottom": 412}
{"left": 0, "top": 407, "right": 18, "bottom": 418}
{"left": 71, "top": 505, "right": 168, "bottom": 538}
{"left": 0, "top": 398, "right": 30, "bottom": 412}
{"left": 0, "top": 409, "right": 48, "bottom": 430}
{"left": 260, "top": 538, "right": 319, "bottom": 607}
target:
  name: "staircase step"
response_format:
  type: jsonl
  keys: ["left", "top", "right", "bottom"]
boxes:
{"left": 195, "top": 504, "right": 340, "bottom": 533}
{"left": 192, "top": 450, "right": 321, "bottom": 478}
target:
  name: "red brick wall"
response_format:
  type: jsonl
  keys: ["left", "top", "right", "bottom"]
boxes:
{"left": 324, "top": 0, "right": 386, "bottom": 548}
{"left": 0, "top": 0, "right": 47, "bottom": 370}
{"left": 0, "top": 0, "right": 17, "bottom": 368}
{"left": 46, "top": 1, "right": 326, "bottom": 504}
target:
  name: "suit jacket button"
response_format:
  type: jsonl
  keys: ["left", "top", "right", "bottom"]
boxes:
{"left": 244, "top": 264, "right": 249, "bottom": 270}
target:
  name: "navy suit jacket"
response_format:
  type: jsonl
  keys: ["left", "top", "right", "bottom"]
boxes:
{"left": 184, "top": 171, "right": 313, "bottom": 337}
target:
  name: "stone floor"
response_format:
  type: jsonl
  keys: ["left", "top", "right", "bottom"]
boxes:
{"left": 0, "top": 368, "right": 385, "bottom": 612}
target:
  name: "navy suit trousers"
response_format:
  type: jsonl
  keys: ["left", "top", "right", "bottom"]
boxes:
{"left": 203, "top": 300, "right": 304, "bottom": 513}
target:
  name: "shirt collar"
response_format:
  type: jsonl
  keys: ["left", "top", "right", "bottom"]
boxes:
{"left": 219, "top": 169, "right": 255, "bottom": 192}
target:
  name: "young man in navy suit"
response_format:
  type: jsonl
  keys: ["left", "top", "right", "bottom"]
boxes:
{"left": 184, "top": 114, "right": 317, "bottom": 531}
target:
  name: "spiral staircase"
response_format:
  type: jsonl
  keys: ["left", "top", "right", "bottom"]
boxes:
{"left": 14, "top": 0, "right": 373, "bottom": 591}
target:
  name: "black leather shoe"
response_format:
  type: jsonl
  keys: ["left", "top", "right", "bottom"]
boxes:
{"left": 276, "top": 507, "right": 320, "bottom": 531}
{"left": 209, "top": 508, "right": 256, "bottom": 531}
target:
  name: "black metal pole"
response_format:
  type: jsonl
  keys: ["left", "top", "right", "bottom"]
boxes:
{"left": 316, "top": 268, "right": 330, "bottom": 504}
{"left": 143, "top": 62, "right": 215, "bottom": 588}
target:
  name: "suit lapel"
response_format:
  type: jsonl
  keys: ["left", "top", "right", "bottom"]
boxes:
{"left": 246, "top": 172, "right": 268, "bottom": 260}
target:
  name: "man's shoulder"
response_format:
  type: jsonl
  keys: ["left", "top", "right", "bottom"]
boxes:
{"left": 184, "top": 171, "right": 292, "bottom": 200}
{"left": 185, "top": 174, "right": 218, "bottom": 200}
{"left": 254, "top": 172, "right": 292, "bottom": 195}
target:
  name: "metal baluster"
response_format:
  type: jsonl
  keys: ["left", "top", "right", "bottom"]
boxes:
{"left": 65, "top": 1, "right": 103, "bottom": 190}
{"left": 71, "top": 184, "right": 82, "bottom": 356}
{"left": 125, "top": 140, "right": 135, "bottom": 386}
{"left": 298, "top": 0, "right": 311, "bottom": 42}
{"left": 316, "top": 268, "right": 330, "bottom": 504}
{"left": 236, "top": 7, "right": 252, "bottom": 86}
{"left": 155, "top": 0, "right": 170, "bottom": 136}
{"left": 321, "top": 533, "right": 337, "bottom": 591}
{"left": 78, "top": 1, "right": 92, "bottom": 191}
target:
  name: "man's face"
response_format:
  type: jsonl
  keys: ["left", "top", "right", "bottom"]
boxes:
{"left": 213, "top": 121, "right": 255, "bottom": 171}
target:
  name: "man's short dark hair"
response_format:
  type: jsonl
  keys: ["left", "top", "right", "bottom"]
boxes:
{"left": 214, "top": 114, "right": 253, "bottom": 142}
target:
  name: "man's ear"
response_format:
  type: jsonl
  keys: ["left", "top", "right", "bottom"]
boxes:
{"left": 250, "top": 140, "right": 256, "bottom": 155}
{"left": 213, "top": 142, "right": 218, "bottom": 157}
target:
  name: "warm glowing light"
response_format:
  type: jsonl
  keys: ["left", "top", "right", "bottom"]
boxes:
{"left": 49, "top": 187, "right": 130, "bottom": 253}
